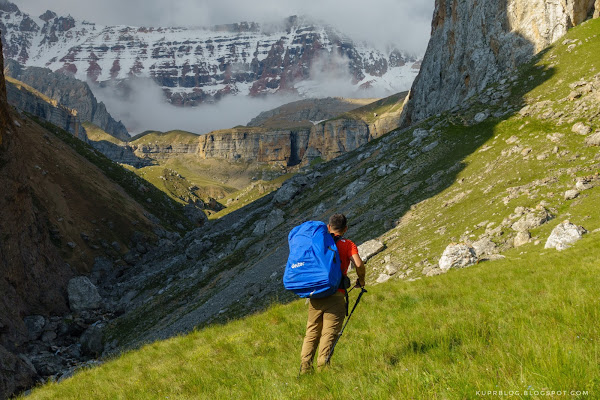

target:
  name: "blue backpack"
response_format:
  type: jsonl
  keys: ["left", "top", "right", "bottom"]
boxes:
{"left": 283, "top": 221, "right": 342, "bottom": 298}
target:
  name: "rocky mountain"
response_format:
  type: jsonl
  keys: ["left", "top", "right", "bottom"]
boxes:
{"left": 4, "top": 60, "right": 129, "bottom": 140}
{"left": 4, "top": 75, "right": 88, "bottom": 141}
{"left": 401, "top": 0, "right": 599, "bottom": 126}
{"left": 0, "top": 2, "right": 420, "bottom": 105}
{"left": 90, "top": 92, "right": 407, "bottom": 169}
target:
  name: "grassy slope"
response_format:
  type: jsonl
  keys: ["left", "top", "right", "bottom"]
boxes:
{"left": 23, "top": 237, "right": 600, "bottom": 399}
{"left": 82, "top": 122, "right": 124, "bottom": 145}
{"left": 24, "top": 19, "right": 600, "bottom": 399}
{"left": 129, "top": 130, "right": 200, "bottom": 145}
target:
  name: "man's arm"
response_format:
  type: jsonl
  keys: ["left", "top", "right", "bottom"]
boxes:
{"left": 351, "top": 253, "right": 366, "bottom": 287}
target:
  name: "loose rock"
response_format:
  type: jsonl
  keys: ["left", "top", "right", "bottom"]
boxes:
{"left": 572, "top": 122, "right": 592, "bottom": 135}
{"left": 438, "top": 243, "right": 477, "bottom": 271}
{"left": 564, "top": 190, "right": 580, "bottom": 200}
{"left": 67, "top": 277, "right": 102, "bottom": 312}
{"left": 358, "top": 240, "right": 385, "bottom": 261}
{"left": 545, "top": 220, "right": 587, "bottom": 251}
{"left": 513, "top": 231, "right": 531, "bottom": 247}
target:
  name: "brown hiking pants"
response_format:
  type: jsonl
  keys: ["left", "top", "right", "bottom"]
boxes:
{"left": 300, "top": 291, "right": 346, "bottom": 373}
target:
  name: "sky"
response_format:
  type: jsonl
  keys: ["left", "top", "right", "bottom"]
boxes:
{"left": 10, "top": 0, "right": 435, "bottom": 135}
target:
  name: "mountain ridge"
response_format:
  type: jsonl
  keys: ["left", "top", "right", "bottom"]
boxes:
{"left": 0, "top": 3, "right": 420, "bottom": 105}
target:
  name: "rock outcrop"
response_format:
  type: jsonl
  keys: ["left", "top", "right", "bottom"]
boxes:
{"left": 5, "top": 78, "right": 88, "bottom": 141}
{"left": 402, "top": 0, "right": 599, "bottom": 126}
{"left": 5, "top": 61, "right": 129, "bottom": 141}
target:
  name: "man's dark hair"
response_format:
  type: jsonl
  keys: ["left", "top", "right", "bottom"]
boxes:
{"left": 329, "top": 213, "right": 347, "bottom": 232}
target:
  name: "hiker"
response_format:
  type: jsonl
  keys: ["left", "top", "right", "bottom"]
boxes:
{"left": 299, "top": 213, "right": 366, "bottom": 374}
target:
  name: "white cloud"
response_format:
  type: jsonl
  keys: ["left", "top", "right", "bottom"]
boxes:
{"left": 12, "top": 0, "right": 434, "bottom": 54}
{"left": 92, "top": 78, "right": 303, "bottom": 135}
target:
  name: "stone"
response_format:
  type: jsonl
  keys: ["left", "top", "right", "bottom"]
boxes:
{"left": 474, "top": 111, "right": 489, "bottom": 123}
{"left": 513, "top": 231, "right": 531, "bottom": 247}
{"left": 344, "top": 179, "right": 368, "bottom": 199}
{"left": 67, "top": 277, "right": 102, "bottom": 312}
{"left": 438, "top": 243, "right": 477, "bottom": 272}
{"left": 264, "top": 208, "right": 285, "bottom": 232}
{"left": 412, "top": 128, "right": 429, "bottom": 139}
{"left": 422, "top": 141, "right": 439, "bottom": 152}
{"left": 564, "top": 190, "right": 580, "bottom": 200}
{"left": 357, "top": 240, "right": 385, "bottom": 261}
{"left": 80, "top": 326, "right": 104, "bottom": 357}
{"left": 252, "top": 220, "right": 267, "bottom": 236}
{"left": 472, "top": 237, "right": 497, "bottom": 257}
{"left": 274, "top": 183, "right": 300, "bottom": 205}
{"left": 376, "top": 273, "right": 391, "bottom": 284}
{"left": 422, "top": 264, "right": 445, "bottom": 277}
{"left": 185, "top": 239, "right": 209, "bottom": 259}
{"left": 571, "top": 122, "right": 592, "bottom": 135}
{"left": 23, "top": 315, "right": 45, "bottom": 341}
{"left": 584, "top": 131, "right": 600, "bottom": 146}
{"left": 384, "top": 264, "right": 398, "bottom": 275}
{"left": 545, "top": 220, "right": 587, "bottom": 250}
{"left": 41, "top": 331, "right": 57, "bottom": 343}
{"left": 511, "top": 210, "right": 551, "bottom": 232}
{"left": 312, "top": 202, "right": 327, "bottom": 217}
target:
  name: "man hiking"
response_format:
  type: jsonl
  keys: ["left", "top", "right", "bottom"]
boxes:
{"left": 299, "top": 213, "right": 366, "bottom": 374}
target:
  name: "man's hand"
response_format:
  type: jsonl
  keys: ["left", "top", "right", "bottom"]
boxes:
{"left": 356, "top": 277, "right": 365, "bottom": 288}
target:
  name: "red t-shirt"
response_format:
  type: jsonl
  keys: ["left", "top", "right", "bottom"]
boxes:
{"left": 336, "top": 238, "right": 358, "bottom": 276}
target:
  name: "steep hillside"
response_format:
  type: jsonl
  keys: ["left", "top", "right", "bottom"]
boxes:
{"left": 4, "top": 61, "right": 129, "bottom": 141}
{"left": 20, "top": 17, "right": 600, "bottom": 399}
{"left": 5, "top": 75, "right": 87, "bottom": 141}
{"left": 0, "top": 41, "right": 200, "bottom": 398}
{"left": 0, "top": 4, "right": 420, "bottom": 105}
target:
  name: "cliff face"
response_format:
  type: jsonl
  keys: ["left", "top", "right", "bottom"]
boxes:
{"left": 5, "top": 78, "right": 88, "bottom": 141}
{"left": 108, "top": 119, "right": 382, "bottom": 168}
{"left": 402, "top": 0, "right": 599, "bottom": 125}
{"left": 5, "top": 61, "right": 129, "bottom": 141}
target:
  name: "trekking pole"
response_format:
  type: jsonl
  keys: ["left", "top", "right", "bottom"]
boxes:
{"left": 325, "top": 287, "right": 367, "bottom": 365}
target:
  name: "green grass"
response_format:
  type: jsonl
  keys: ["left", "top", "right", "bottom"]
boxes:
{"left": 24, "top": 233, "right": 600, "bottom": 399}
{"left": 83, "top": 122, "right": 124, "bottom": 145}
{"left": 129, "top": 130, "right": 200, "bottom": 145}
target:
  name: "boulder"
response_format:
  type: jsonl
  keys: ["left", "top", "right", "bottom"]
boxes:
{"left": 384, "top": 264, "right": 398, "bottom": 275}
{"left": 438, "top": 243, "right": 477, "bottom": 272}
{"left": 23, "top": 315, "right": 46, "bottom": 341}
{"left": 545, "top": 220, "right": 587, "bottom": 251}
{"left": 0, "top": 345, "right": 36, "bottom": 400}
{"left": 513, "top": 231, "right": 531, "bottom": 247}
{"left": 80, "top": 326, "right": 104, "bottom": 357}
{"left": 472, "top": 237, "right": 498, "bottom": 257}
{"left": 357, "top": 240, "right": 385, "bottom": 261}
{"left": 511, "top": 210, "right": 551, "bottom": 232}
{"left": 474, "top": 111, "right": 489, "bottom": 123}
{"left": 67, "top": 277, "right": 102, "bottom": 312}
{"left": 571, "top": 122, "right": 591, "bottom": 135}
{"left": 584, "top": 131, "right": 600, "bottom": 146}
{"left": 376, "top": 273, "right": 391, "bottom": 284}
{"left": 564, "top": 190, "right": 580, "bottom": 200}
{"left": 274, "top": 183, "right": 300, "bottom": 205}
{"left": 263, "top": 208, "right": 285, "bottom": 232}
